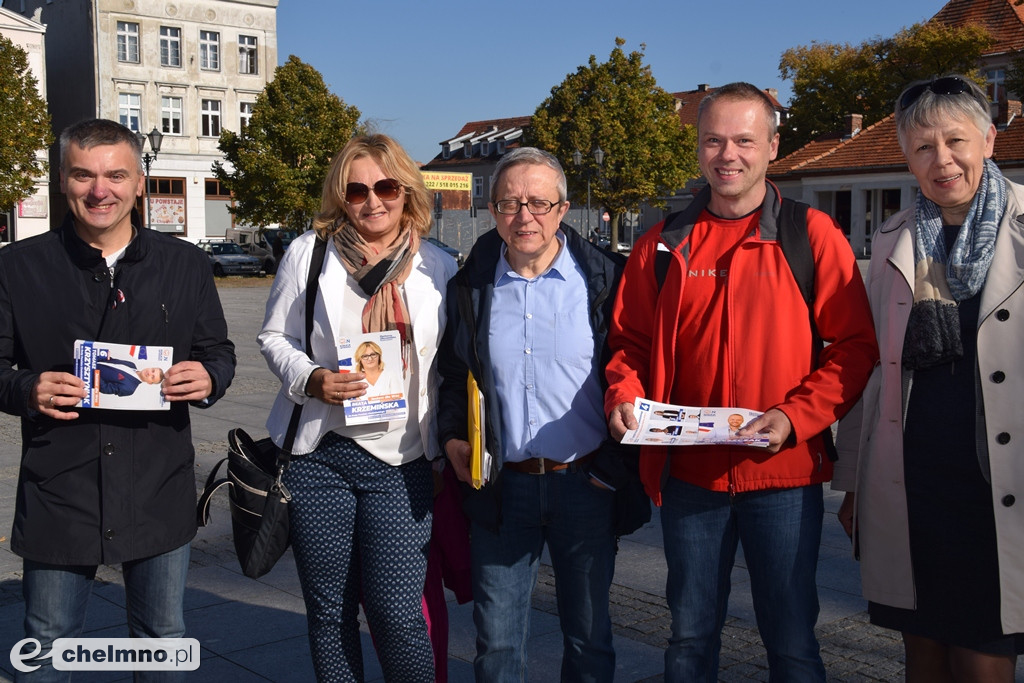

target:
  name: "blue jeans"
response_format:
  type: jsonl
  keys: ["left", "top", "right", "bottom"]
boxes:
{"left": 18, "top": 543, "right": 191, "bottom": 683}
{"left": 471, "top": 468, "right": 617, "bottom": 683}
{"left": 661, "top": 478, "right": 825, "bottom": 683}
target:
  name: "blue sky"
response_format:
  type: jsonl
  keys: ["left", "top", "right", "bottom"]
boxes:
{"left": 278, "top": 0, "right": 945, "bottom": 164}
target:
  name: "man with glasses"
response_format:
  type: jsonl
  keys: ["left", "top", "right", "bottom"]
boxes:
{"left": 437, "top": 147, "right": 648, "bottom": 681}
{"left": 604, "top": 83, "right": 878, "bottom": 681}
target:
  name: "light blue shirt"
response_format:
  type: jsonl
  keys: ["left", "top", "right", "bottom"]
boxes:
{"left": 488, "top": 232, "right": 606, "bottom": 463}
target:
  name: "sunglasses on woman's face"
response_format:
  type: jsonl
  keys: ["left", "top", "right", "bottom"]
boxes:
{"left": 344, "top": 179, "right": 403, "bottom": 204}
{"left": 899, "top": 76, "right": 973, "bottom": 111}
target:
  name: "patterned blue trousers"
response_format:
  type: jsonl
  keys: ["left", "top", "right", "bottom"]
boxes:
{"left": 284, "top": 432, "right": 434, "bottom": 682}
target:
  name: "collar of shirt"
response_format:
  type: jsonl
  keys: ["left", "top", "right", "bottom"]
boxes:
{"left": 494, "top": 230, "right": 569, "bottom": 286}
{"left": 488, "top": 230, "right": 606, "bottom": 463}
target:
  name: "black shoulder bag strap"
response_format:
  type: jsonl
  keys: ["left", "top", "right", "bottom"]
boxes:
{"left": 278, "top": 235, "right": 329, "bottom": 461}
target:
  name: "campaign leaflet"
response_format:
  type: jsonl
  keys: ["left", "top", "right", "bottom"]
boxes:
{"left": 337, "top": 331, "right": 408, "bottom": 426}
{"left": 621, "top": 398, "right": 770, "bottom": 448}
{"left": 74, "top": 340, "right": 173, "bottom": 411}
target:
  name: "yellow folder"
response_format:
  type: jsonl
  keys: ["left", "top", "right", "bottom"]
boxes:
{"left": 468, "top": 371, "right": 489, "bottom": 489}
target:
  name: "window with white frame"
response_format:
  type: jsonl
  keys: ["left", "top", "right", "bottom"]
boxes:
{"left": 160, "top": 26, "right": 181, "bottom": 68}
{"left": 239, "top": 102, "right": 253, "bottom": 131}
{"left": 238, "top": 35, "right": 258, "bottom": 75}
{"left": 118, "top": 93, "right": 141, "bottom": 132}
{"left": 201, "top": 99, "right": 222, "bottom": 137}
{"left": 161, "top": 96, "right": 183, "bottom": 135}
{"left": 117, "top": 22, "right": 139, "bottom": 63}
{"left": 473, "top": 176, "right": 483, "bottom": 198}
{"left": 199, "top": 30, "right": 220, "bottom": 71}
{"left": 987, "top": 68, "right": 1006, "bottom": 104}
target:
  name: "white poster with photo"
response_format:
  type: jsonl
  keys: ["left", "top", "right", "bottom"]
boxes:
{"left": 337, "top": 331, "right": 408, "bottom": 425}
{"left": 75, "top": 340, "right": 173, "bottom": 411}
{"left": 621, "top": 398, "right": 769, "bottom": 447}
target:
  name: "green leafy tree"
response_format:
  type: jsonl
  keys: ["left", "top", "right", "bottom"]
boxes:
{"left": 213, "top": 55, "right": 360, "bottom": 231}
{"left": 529, "top": 38, "right": 699, "bottom": 251}
{"left": 0, "top": 35, "right": 52, "bottom": 211}
{"left": 779, "top": 23, "right": 991, "bottom": 154}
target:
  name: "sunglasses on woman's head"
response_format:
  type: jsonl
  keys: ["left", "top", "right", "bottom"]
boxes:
{"left": 344, "top": 179, "right": 403, "bottom": 204}
{"left": 899, "top": 76, "right": 974, "bottom": 111}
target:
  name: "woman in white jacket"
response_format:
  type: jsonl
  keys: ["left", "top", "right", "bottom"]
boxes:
{"left": 835, "top": 76, "right": 1024, "bottom": 682}
{"left": 258, "top": 134, "right": 457, "bottom": 681}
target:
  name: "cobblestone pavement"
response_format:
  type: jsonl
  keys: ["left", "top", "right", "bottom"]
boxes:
{"left": 532, "top": 564, "right": 907, "bottom": 682}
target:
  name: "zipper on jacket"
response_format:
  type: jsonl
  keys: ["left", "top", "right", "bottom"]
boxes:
{"left": 161, "top": 304, "right": 168, "bottom": 324}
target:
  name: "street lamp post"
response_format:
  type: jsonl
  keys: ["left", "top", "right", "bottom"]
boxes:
{"left": 137, "top": 127, "right": 163, "bottom": 230}
{"left": 572, "top": 146, "right": 604, "bottom": 240}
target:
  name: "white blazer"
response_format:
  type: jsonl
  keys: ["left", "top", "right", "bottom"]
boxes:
{"left": 258, "top": 230, "right": 457, "bottom": 457}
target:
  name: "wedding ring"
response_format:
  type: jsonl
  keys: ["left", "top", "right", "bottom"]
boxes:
{"left": 335, "top": 392, "right": 341, "bottom": 399}
{"left": 48, "top": 396, "right": 55, "bottom": 407}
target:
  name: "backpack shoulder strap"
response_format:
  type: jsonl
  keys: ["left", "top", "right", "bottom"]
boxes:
{"left": 778, "top": 199, "right": 840, "bottom": 461}
{"left": 777, "top": 198, "right": 814, "bottom": 311}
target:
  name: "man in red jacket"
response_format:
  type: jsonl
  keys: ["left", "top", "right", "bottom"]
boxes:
{"left": 605, "top": 82, "right": 878, "bottom": 682}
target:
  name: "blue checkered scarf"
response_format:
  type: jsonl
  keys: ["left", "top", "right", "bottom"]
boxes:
{"left": 903, "top": 158, "right": 1004, "bottom": 370}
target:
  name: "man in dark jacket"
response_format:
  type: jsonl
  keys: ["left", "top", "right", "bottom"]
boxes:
{"left": 0, "top": 119, "right": 235, "bottom": 678}
{"left": 437, "top": 147, "right": 647, "bottom": 682}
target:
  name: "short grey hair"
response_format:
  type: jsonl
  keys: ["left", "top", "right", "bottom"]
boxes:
{"left": 59, "top": 119, "right": 144, "bottom": 173}
{"left": 489, "top": 147, "right": 567, "bottom": 203}
{"left": 895, "top": 75, "right": 992, "bottom": 151}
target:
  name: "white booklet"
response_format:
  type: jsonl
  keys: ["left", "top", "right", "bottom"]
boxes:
{"left": 75, "top": 340, "right": 173, "bottom": 411}
{"left": 621, "top": 398, "right": 770, "bottom": 447}
{"left": 337, "top": 331, "right": 408, "bottom": 426}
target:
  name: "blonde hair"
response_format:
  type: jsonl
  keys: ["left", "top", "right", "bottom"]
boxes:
{"left": 354, "top": 341, "right": 384, "bottom": 373}
{"left": 313, "top": 134, "right": 432, "bottom": 239}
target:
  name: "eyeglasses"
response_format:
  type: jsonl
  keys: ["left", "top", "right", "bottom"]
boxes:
{"left": 345, "top": 179, "right": 403, "bottom": 204}
{"left": 493, "top": 199, "right": 561, "bottom": 215}
{"left": 899, "top": 76, "right": 974, "bottom": 112}
{"left": 360, "top": 353, "right": 380, "bottom": 360}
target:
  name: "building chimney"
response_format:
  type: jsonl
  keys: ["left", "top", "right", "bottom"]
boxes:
{"left": 844, "top": 114, "right": 863, "bottom": 138}
{"left": 998, "top": 99, "right": 1022, "bottom": 128}
{"left": 765, "top": 88, "right": 778, "bottom": 100}
{"left": 697, "top": 84, "right": 710, "bottom": 92}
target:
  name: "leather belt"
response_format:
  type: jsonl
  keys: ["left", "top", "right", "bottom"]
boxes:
{"left": 503, "top": 451, "right": 595, "bottom": 475}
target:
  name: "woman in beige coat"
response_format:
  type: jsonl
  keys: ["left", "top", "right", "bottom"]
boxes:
{"left": 835, "top": 75, "right": 1024, "bottom": 682}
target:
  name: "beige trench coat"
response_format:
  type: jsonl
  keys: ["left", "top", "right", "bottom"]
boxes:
{"left": 834, "top": 179, "right": 1024, "bottom": 633}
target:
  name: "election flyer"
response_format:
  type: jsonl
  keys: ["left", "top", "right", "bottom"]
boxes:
{"left": 74, "top": 340, "right": 173, "bottom": 411}
{"left": 621, "top": 398, "right": 770, "bottom": 447}
{"left": 337, "top": 331, "right": 408, "bottom": 426}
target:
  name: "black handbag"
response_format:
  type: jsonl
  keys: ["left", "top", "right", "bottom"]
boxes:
{"left": 195, "top": 236, "right": 327, "bottom": 579}
{"left": 197, "top": 428, "right": 291, "bottom": 578}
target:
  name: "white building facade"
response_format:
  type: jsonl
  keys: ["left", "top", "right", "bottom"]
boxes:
{"left": 3, "top": 0, "right": 277, "bottom": 240}
{"left": 0, "top": 6, "right": 48, "bottom": 242}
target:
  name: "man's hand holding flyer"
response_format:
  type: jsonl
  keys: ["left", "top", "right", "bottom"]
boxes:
{"left": 75, "top": 340, "right": 173, "bottom": 411}
{"left": 621, "top": 398, "right": 770, "bottom": 447}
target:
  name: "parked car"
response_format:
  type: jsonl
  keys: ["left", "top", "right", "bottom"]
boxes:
{"left": 224, "top": 227, "right": 298, "bottom": 274}
{"left": 199, "top": 240, "right": 263, "bottom": 277}
{"left": 426, "top": 237, "right": 464, "bottom": 266}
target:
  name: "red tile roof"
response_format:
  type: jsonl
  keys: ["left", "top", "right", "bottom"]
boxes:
{"left": 930, "top": 0, "right": 1024, "bottom": 54}
{"left": 444, "top": 115, "right": 533, "bottom": 142}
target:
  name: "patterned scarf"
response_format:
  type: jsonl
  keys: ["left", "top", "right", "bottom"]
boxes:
{"left": 903, "top": 158, "right": 1004, "bottom": 370}
{"left": 332, "top": 220, "right": 419, "bottom": 372}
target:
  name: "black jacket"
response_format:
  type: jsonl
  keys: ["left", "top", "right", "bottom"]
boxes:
{"left": 436, "top": 225, "right": 649, "bottom": 535}
{"left": 0, "top": 212, "right": 236, "bottom": 565}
